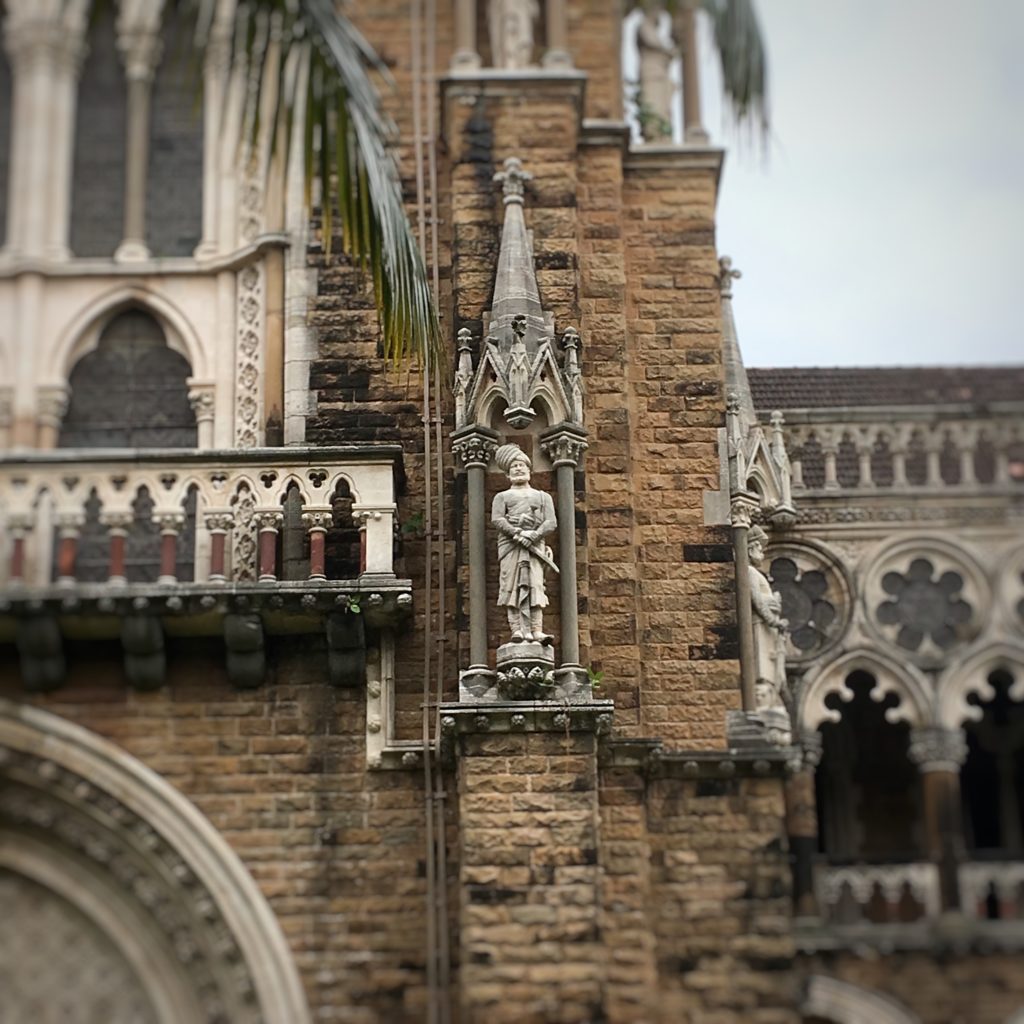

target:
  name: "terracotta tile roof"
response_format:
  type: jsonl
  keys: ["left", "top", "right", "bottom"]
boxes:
{"left": 748, "top": 366, "right": 1024, "bottom": 411}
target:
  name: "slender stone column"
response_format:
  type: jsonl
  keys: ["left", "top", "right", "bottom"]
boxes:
{"left": 451, "top": 0, "right": 481, "bottom": 69}
{"left": 36, "top": 385, "right": 69, "bottom": 449}
{"left": 925, "top": 436, "right": 943, "bottom": 487}
{"left": 302, "top": 507, "right": 333, "bottom": 581}
{"left": 7, "top": 515, "right": 32, "bottom": 583}
{"left": 204, "top": 511, "right": 234, "bottom": 582}
{"left": 101, "top": 511, "right": 134, "bottom": 585}
{"left": 786, "top": 733, "right": 822, "bottom": 917}
{"left": 55, "top": 513, "right": 84, "bottom": 585}
{"left": 855, "top": 430, "right": 874, "bottom": 489}
{"left": 115, "top": 25, "right": 162, "bottom": 262}
{"left": 156, "top": 512, "right": 186, "bottom": 585}
{"left": 255, "top": 510, "right": 284, "bottom": 582}
{"left": 188, "top": 385, "right": 217, "bottom": 450}
{"left": 542, "top": 0, "right": 572, "bottom": 69}
{"left": 675, "top": 0, "right": 709, "bottom": 144}
{"left": 540, "top": 424, "right": 588, "bottom": 692}
{"left": 730, "top": 495, "right": 758, "bottom": 712}
{"left": 2, "top": 10, "right": 87, "bottom": 259}
{"left": 909, "top": 726, "right": 968, "bottom": 914}
{"left": 821, "top": 431, "right": 840, "bottom": 490}
{"left": 453, "top": 426, "right": 499, "bottom": 684}
{"left": 957, "top": 425, "right": 978, "bottom": 487}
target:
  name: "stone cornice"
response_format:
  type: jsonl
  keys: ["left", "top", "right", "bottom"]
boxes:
{"left": 601, "top": 739, "right": 791, "bottom": 779}
{"left": 623, "top": 144, "right": 725, "bottom": 191}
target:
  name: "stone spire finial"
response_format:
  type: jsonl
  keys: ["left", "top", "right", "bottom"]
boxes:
{"left": 487, "top": 156, "right": 546, "bottom": 346}
{"left": 718, "top": 255, "right": 742, "bottom": 299}
{"left": 494, "top": 156, "right": 532, "bottom": 205}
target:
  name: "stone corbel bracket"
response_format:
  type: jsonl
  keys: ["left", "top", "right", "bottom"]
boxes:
{"left": 437, "top": 699, "right": 616, "bottom": 761}
{"left": 601, "top": 739, "right": 792, "bottom": 780}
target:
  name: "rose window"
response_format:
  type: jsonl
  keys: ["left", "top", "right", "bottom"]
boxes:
{"left": 876, "top": 557, "right": 972, "bottom": 651}
{"left": 768, "top": 557, "right": 836, "bottom": 653}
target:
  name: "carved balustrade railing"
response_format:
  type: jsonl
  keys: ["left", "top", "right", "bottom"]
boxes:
{"left": 960, "top": 861, "right": 1024, "bottom": 922}
{"left": 814, "top": 862, "right": 941, "bottom": 925}
{"left": 0, "top": 446, "right": 401, "bottom": 589}
{"left": 777, "top": 412, "right": 1023, "bottom": 495}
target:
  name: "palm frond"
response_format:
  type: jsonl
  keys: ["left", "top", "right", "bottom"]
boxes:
{"left": 700, "top": 0, "right": 769, "bottom": 138}
{"left": 200, "top": 0, "right": 441, "bottom": 369}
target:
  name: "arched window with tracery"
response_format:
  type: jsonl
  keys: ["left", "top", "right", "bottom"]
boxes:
{"left": 59, "top": 309, "right": 197, "bottom": 449}
{"left": 57, "top": 309, "right": 197, "bottom": 583}
{"left": 816, "top": 671, "right": 924, "bottom": 866}
{"left": 959, "top": 669, "right": 1024, "bottom": 921}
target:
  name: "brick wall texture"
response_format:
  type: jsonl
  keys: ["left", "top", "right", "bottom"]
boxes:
{"left": 3, "top": 3, "right": 1022, "bottom": 1024}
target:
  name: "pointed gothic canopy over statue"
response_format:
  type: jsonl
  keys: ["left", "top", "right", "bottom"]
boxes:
{"left": 458, "top": 156, "right": 582, "bottom": 432}
{"left": 488, "top": 157, "right": 552, "bottom": 352}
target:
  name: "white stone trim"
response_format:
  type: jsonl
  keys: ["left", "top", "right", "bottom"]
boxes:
{"left": 798, "top": 646, "right": 934, "bottom": 733}
{"left": 803, "top": 975, "right": 920, "bottom": 1024}
{"left": 937, "top": 641, "right": 1024, "bottom": 729}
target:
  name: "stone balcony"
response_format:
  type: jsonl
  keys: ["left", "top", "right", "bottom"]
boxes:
{"left": 798, "top": 859, "right": 1024, "bottom": 953}
{"left": 0, "top": 446, "right": 411, "bottom": 690}
{"left": 779, "top": 409, "right": 1024, "bottom": 496}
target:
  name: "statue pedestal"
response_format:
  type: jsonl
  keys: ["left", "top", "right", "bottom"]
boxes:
{"left": 495, "top": 641, "right": 555, "bottom": 700}
{"left": 727, "top": 708, "right": 792, "bottom": 751}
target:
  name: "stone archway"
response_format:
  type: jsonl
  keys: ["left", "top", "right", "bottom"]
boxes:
{"left": 0, "top": 699, "right": 310, "bottom": 1024}
{"left": 803, "top": 975, "right": 919, "bottom": 1024}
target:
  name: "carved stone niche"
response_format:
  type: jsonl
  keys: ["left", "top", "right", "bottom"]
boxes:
{"left": 766, "top": 540, "right": 853, "bottom": 665}
{"left": 862, "top": 537, "right": 990, "bottom": 669}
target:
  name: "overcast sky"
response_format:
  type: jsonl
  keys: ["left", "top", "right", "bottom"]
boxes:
{"left": 697, "top": 0, "right": 1024, "bottom": 369}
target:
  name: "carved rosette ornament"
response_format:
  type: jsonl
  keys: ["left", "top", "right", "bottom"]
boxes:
{"left": 863, "top": 538, "right": 989, "bottom": 667}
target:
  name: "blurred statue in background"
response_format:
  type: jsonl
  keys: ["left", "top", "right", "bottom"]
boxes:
{"left": 748, "top": 525, "right": 790, "bottom": 722}
{"left": 636, "top": 6, "right": 676, "bottom": 141}
{"left": 489, "top": 0, "right": 539, "bottom": 69}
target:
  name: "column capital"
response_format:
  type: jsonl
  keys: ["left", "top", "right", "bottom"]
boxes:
{"left": 55, "top": 511, "right": 85, "bottom": 537}
{"left": 539, "top": 424, "right": 588, "bottom": 468}
{"left": 301, "top": 507, "right": 334, "bottom": 532}
{"left": 452, "top": 425, "right": 500, "bottom": 470}
{"left": 203, "top": 510, "right": 235, "bottom": 534}
{"left": 253, "top": 509, "right": 285, "bottom": 533}
{"left": 187, "top": 383, "right": 216, "bottom": 423}
{"left": 36, "top": 384, "right": 70, "bottom": 430}
{"left": 155, "top": 511, "right": 186, "bottom": 535}
{"left": 730, "top": 492, "right": 759, "bottom": 530}
{"left": 100, "top": 510, "right": 135, "bottom": 534}
{"left": 909, "top": 727, "right": 967, "bottom": 773}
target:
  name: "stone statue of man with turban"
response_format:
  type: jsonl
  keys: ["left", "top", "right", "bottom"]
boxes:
{"left": 492, "top": 444, "right": 557, "bottom": 644}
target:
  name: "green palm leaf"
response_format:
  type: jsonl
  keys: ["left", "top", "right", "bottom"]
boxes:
{"left": 191, "top": 0, "right": 440, "bottom": 369}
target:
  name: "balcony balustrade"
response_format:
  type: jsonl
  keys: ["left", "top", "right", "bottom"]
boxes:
{"left": 0, "top": 447, "right": 411, "bottom": 691}
{"left": 960, "top": 861, "right": 1024, "bottom": 922}
{"left": 778, "top": 413, "right": 1023, "bottom": 496}
{"left": 814, "top": 862, "right": 940, "bottom": 926}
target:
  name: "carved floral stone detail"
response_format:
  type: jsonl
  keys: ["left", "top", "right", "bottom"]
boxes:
{"left": 876, "top": 557, "right": 972, "bottom": 652}
{"left": 234, "top": 264, "right": 263, "bottom": 449}
{"left": 769, "top": 557, "right": 836, "bottom": 653}
{"left": 452, "top": 433, "right": 498, "bottom": 469}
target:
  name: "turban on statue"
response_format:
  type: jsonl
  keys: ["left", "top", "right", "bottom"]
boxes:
{"left": 494, "top": 444, "right": 531, "bottom": 473}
